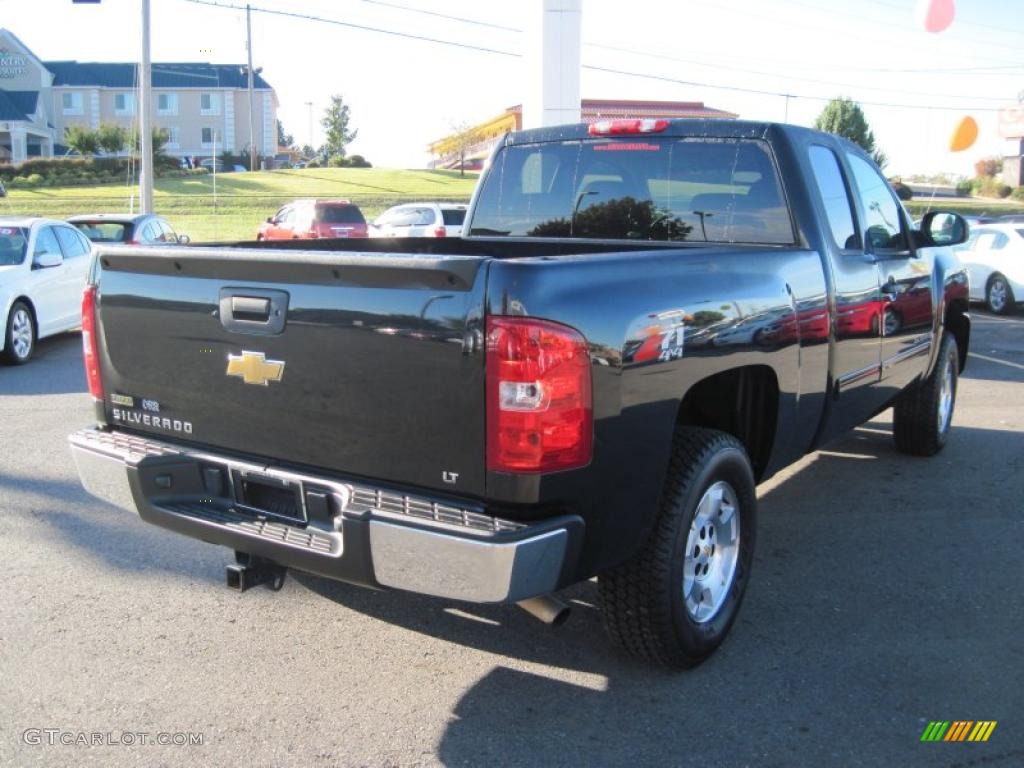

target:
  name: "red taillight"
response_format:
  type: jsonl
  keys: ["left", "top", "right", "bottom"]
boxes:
{"left": 486, "top": 317, "right": 592, "bottom": 473}
{"left": 81, "top": 285, "right": 103, "bottom": 401}
{"left": 434, "top": 226, "right": 446, "bottom": 237}
{"left": 588, "top": 118, "right": 669, "bottom": 136}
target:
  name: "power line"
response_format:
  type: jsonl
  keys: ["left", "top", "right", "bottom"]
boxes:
{"left": 586, "top": 42, "right": 1014, "bottom": 103}
{"left": 184, "top": 0, "right": 1010, "bottom": 114}
{"left": 349, "top": 0, "right": 519, "bottom": 33}
{"left": 581, "top": 64, "right": 1008, "bottom": 112}
{"left": 182, "top": 0, "right": 519, "bottom": 57}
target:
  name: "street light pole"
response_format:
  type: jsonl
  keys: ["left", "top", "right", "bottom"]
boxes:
{"left": 246, "top": 3, "right": 257, "bottom": 171}
{"left": 139, "top": 0, "right": 154, "bottom": 213}
{"left": 305, "top": 101, "right": 313, "bottom": 152}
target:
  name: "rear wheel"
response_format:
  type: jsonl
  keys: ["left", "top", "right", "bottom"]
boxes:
{"left": 893, "top": 331, "right": 958, "bottom": 456}
{"left": 599, "top": 428, "right": 757, "bottom": 668}
{"left": 986, "top": 274, "right": 1014, "bottom": 315}
{"left": 2, "top": 301, "right": 35, "bottom": 365}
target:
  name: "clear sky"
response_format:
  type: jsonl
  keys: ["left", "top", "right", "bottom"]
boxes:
{"left": 4, "top": 0, "right": 1022, "bottom": 177}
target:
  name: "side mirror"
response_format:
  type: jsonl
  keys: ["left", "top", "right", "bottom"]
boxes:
{"left": 34, "top": 251, "right": 62, "bottom": 269}
{"left": 919, "top": 211, "right": 968, "bottom": 247}
{"left": 266, "top": 217, "right": 274, "bottom": 224}
{"left": 177, "top": 234, "right": 191, "bottom": 244}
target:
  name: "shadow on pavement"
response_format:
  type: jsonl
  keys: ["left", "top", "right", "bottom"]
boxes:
{"left": 297, "top": 421, "right": 1024, "bottom": 766}
{"left": 0, "top": 333, "right": 86, "bottom": 396}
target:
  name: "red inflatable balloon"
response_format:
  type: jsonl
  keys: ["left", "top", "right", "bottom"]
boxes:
{"left": 917, "top": 0, "right": 955, "bottom": 33}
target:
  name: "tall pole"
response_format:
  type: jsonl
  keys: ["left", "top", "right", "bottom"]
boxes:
{"left": 246, "top": 4, "right": 257, "bottom": 171}
{"left": 305, "top": 101, "right": 313, "bottom": 151}
{"left": 139, "top": 0, "right": 154, "bottom": 213}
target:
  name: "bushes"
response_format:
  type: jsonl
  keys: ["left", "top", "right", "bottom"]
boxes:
{"left": 1012, "top": 187, "right": 1024, "bottom": 201}
{"left": 956, "top": 180, "right": 972, "bottom": 196}
{"left": 890, "top": 180, "right": 912, "bottom": 200}
{"left": 326, "top": 154, "right": 372, "bottom": 168}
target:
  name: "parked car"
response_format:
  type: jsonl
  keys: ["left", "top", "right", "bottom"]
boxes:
{"left": 257, "top": 199, "right": 368, "bottom": 240}
{"left": 369, "top": 203, "right": 467, "bottom": 238}
{"left": 0, "top": 216, "right": 94, "bottom": 364}
{"left": 68, "top": 214, "right": 190, "bottom": 246}
{"left": 954, "top": 221, "right": 1024, "bottom": 313}
{"left": 70, "top": 119, "right": 970, "bottom": 668}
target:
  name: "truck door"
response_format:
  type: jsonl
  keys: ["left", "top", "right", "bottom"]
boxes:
{"left": 806, "top": 145, "right": 885, "bottom": 441}
{"left": 844, "top": 153, "right": 934, "bottom": 398}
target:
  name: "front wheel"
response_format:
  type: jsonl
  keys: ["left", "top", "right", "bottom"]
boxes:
{"left": 892, "top": 331, "right": 958, "bottom": 456}
{"left": 599, "top": 428, "right": 757, "bottom": 668}
{"left": 2, "top": 301, "right": 35, "bottom": 365}
{"left": 986, "top": 274, "right": 1014, "bottom": 315}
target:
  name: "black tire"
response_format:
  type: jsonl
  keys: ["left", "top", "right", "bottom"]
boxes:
{"left": 892, "top": 331, "right": 958, "bottom": 456}
{"left": 599, "top": 428, "right": 757, "bottom": 668}
{"left": 2, "top": 301, "right": 35, "bottom": 365}
{"left": 986, "top": 273, "right": 1014, "bottom": 315}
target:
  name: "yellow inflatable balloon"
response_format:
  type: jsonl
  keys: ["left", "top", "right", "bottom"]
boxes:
{"left": 949, "top": 116, "right": 978, "bottom": 152}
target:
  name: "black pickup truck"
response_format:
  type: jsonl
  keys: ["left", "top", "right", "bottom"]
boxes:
{"left": 70, "top": 119, "right": 970, "bottom": 667}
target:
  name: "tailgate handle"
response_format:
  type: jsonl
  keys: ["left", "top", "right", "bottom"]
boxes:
{"left": 219, "top": 288, "right": 289, "bottom": 336}
{"left": 231, "top": 296, "right": 271, "bottom": 321}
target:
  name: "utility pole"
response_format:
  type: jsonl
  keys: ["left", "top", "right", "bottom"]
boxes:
{"left": 305, "top": 101, "right": 313, "bottom": 152}
{"left": 246, "top": 3, "right": 257, "bottom": 171}
{"left": 139, "top": 0, "right": 154, "bottom": 213}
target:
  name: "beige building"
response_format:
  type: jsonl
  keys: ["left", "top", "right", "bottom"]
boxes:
{"left": 0, "top": 28, "right": 277, "bottom": 164}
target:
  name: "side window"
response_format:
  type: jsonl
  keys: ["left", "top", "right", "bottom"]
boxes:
{"left": 142, "top": 222, "right": 161, "bottom": 243}
{"left": 273, "top": 206, "right": 288, "bottom": 222}
{"left": 992, "top": 232, "right": 1009, "bottom": 250}
{"left": 413, "top": 208, "right": 436, "bottom": 226}
{"left": 54, "top": 226, "right": 89, "bottom": 258}
{"left": 33, "top": 227, "right": 62, "bottom": 258}
{"left": 160, "top": 221, "right": 178, "bottom": 243}
{"left": 808, "top": 145, "right": 858, "bottom": 250}
{"left": 847, "top": 154, "right": 908, "bottom": 253}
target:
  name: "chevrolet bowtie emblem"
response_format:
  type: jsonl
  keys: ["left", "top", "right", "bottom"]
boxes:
{"left": 226, "top": 351, "right": 285, "bottom": 386}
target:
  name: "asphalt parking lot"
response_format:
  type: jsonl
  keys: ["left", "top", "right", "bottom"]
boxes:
{"left": 1, "top": 312, "right": 1022, "bottom": 768}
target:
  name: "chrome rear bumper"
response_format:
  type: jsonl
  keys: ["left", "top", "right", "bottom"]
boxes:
{"left": 69, "top": 427, "right": 579, "bottom": 603}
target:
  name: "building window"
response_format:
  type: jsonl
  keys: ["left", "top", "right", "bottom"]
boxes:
{"left": 201, "top": 127, "right": 217, "bottom": 146}
{"left": 165, "top": 126, "right": 180, "bottom": 148}
{"left": 61, "top": 92, "right": 83, "bottom": 115}
{"left": 157, "top": 93, "right": 178, "bottom": 116}
{"left": 114, "top": 92, "right": 135, "bottom": 115}
{"left": 200, "top": 93, "right": 220, "bottom": 115}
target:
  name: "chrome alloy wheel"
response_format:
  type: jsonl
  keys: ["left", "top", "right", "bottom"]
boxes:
{"left": 10, "top": 307, "right": 33, "bottom": 360}
{"left": 938, "top": 353, "right": 955, "bottom": 436}
{"left": 683, "top": 481, "right": 741, "bottom": 623}
{"left": 988, "top": 277, "right": 1008, "bottom": 314}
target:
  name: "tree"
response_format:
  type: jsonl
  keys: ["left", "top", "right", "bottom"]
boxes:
{"left": 96, "top": 123, "right": 129, "bottom": 155}
{"left": 974, "top": 157, "right": 1002, "bottom": 178}
{"left": 814, "top": 97, "right": 887, "bottom": 169}
{"left": 320, "top": 94, "right": 358, "bottom": 160}
{"left": 277, "top": 119, "right": 293, "bottom": 149}
{"left": 446, "top": 121, "right": 485, "bottom": 177}
{"left": 64, "top": 125, "right": 99, "bottom": 156}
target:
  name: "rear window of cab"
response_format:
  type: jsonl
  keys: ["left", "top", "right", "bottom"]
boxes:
{"left": 470, "top": 137, "right": 794, "bottom": 245}
{"left": 316, "top": 205, "right": 365, "bottom": 224}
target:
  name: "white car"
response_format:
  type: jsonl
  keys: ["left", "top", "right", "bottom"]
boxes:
{"left": 955, "top": 222, "right": 1024, "bottom": 314}
{"left": 369, "top": 203, "right": 467, "bottom": 238}
{"left": 0, "top": 217, "right": 94, "bottom": 364}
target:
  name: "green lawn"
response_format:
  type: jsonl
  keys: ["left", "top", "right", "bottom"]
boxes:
{"left": 0, "top": 167, "right": 479, "bottom": 241}
{"left": 906, "top": 197, "right": 1024, "bottom": 217}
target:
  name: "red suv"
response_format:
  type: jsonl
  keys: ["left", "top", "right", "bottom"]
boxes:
{"left": 257, "top": 199, "right": 368, "bottom": 240}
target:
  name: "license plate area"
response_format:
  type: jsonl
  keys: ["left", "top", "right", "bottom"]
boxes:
{"left": 233, "top": 470, "right": 306, "bottom": 524}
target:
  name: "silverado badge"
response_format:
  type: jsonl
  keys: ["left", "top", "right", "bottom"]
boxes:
{"left": 226, "top": 351, "right": 285, "bottom": 386}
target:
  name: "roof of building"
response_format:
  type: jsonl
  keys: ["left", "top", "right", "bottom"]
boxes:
{"left": 42, "top": 61, "right": 273, "bottom": 89}
{"left": 0, "top": 90, "right": 38, "bottom": 121}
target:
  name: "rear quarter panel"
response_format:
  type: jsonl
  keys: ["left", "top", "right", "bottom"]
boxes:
{"left": 484, "top": 245, "right": 829, "bottom": 575}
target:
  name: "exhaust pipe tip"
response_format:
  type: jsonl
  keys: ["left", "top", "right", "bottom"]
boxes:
{"left": 517, "top": 595, "right": 571, "bottom": 626}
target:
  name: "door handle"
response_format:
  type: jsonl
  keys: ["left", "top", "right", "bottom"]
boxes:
{"left": 219, "top": 288, "right": 289, "bottom": 336}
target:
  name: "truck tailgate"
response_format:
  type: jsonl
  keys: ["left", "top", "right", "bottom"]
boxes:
{"left": 93, "top": 246, "right": 488, "bottom": 496}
